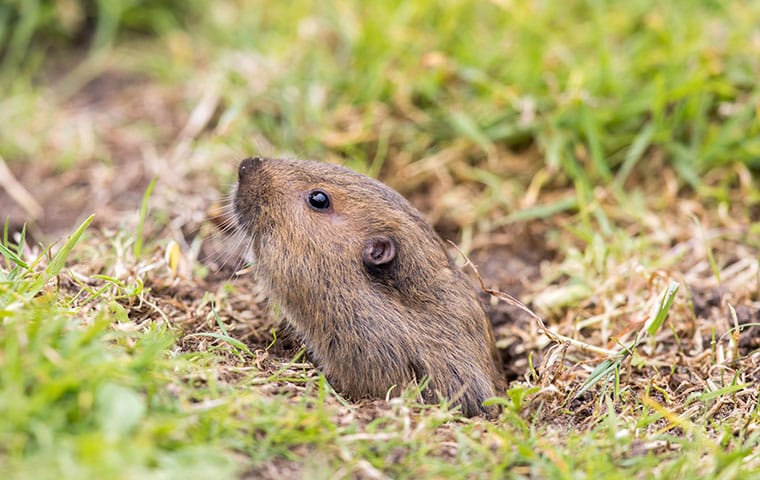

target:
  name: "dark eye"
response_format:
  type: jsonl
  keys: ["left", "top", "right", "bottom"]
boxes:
{"left": 307, "top": 190, "right": 331, "bottom": 211}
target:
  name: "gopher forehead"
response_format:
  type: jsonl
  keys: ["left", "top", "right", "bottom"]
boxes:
{"left": 265, "top": 159, "right": 386, "bottom": 190}
{"left": 262, "top": 160, "right": 412, "bottom": 212}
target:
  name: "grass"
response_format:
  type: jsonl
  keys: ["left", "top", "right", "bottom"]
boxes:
{"left": 1, "top": 0, "right": 759, "bottom": 478}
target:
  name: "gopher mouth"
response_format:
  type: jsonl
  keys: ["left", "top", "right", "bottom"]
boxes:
{"left": 231, "top": 184, "right": 249, "bottom": 230}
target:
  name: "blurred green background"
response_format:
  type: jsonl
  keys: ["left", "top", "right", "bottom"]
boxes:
{"left": 3, "top": 0, "right": 759, "bottom": 189}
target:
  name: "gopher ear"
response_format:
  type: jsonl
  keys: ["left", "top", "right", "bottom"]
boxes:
{"left": 362, "top": 236, "right": 396, "bottom": 268}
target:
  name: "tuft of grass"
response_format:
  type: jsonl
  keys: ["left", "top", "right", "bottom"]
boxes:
{"left": 577, "top": 280, "right": 680, "bottom": 398}
{"left": 0, "top": 0, "right": 204, "bottom": 72}
{"left": 0, "top": 219, "right": 238, "bottom": 479}
{"left": 0, "top": 214, "right": 94, "bottom": 302}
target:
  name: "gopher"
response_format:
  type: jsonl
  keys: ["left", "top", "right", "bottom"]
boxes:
{"left": 233, "top": 157, "right": 504, "bottom": 417}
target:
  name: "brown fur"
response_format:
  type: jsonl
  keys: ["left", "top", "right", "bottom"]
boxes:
{"left": 233, "top": 157, "right": 505, "bottom": 417}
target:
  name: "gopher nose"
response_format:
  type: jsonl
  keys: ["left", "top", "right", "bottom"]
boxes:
{"left": 238, "top": 157, "right": 263, "bottom": 182}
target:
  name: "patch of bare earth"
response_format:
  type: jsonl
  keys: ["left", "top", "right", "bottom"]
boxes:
{"left": 1, "top": 67, "right": 209, "bottom": 240}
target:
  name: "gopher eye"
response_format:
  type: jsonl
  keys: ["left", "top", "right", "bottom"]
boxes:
{"left": 307, "top": 190, "right": 331, "bottom": 211}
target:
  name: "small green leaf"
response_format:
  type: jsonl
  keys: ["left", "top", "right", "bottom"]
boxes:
{"left": 109, "top": 301, "right": 130, "bottom": 323}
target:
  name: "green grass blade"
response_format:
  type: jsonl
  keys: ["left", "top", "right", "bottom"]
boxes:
{"left": 503, "top": 197, "right": 578, "bottom": 223}
{"left": 577, "top": 358, "right": 621, "bottom": 398}
{"left": 133, "top": 177, "right": 157, "bottom": 260}
{"left": 185, "top": 332, "right": 252, "bottom": 357}
{"left": 448, "top": 110, "right": 493, "bottom": 154}
{"left": 615, "top": 122, "right": 654, "bottom": 189}
{"left": 699, "top": 383, "right": 751, "bottom": 403}
{"left": 25, "top": 214, "right": 94, "bottom": 299}
{"left": 645, "top": 280, "right": 680, "bottom": 337}
{"left": 0, "top": 241, "right": 28, "bottom": 270}
{"left": 16, "top": 223, "right": 26, "bottom": 257}
{"left": 580, "top": 105, "right": 612, "bottom": 181}
{"left": 212, "top": 303, "right": 230, "bottom": 336}
{"left": 45, "top": 214, "right": 94, "bottom": 278}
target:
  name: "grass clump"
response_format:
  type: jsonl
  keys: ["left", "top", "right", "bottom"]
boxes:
{"left": 0, "top": 0, "right": 203, "bottom": 71}
{"left": 0, "top": 222, "right": 240, "bottom": 479}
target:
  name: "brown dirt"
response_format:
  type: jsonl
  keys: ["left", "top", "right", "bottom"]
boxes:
{"left": 1, "top": 68, "right": 187, "bottom": 240}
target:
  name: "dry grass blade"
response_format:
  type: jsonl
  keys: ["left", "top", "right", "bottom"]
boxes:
{"left": 0, "top": 155, "right": 43, "bottom": 220}
{"left": 449, "top": 240, "right": 616, "bottom": 357}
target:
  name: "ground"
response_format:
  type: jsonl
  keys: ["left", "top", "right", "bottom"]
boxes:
{"left": 0, "top": 1, "right": 759, "bottom": 479}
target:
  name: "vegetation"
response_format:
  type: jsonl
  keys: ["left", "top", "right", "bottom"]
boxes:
{"left": 1, "top": 0, "right": 758, "bottom": 478}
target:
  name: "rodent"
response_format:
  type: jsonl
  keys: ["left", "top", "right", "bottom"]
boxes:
{"left": 233, "top": 156, "right": 505, "bottom": 417}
